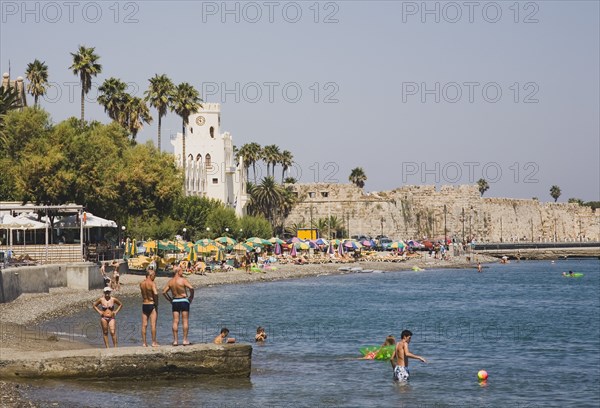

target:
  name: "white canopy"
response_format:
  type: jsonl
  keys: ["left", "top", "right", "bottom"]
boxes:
{"left": 0, "top": 214, "right": 37, "bottom": 229}
{"left": 55, "top": 212, "right": 117, "bottom": 229}
{"left": 14, "top": 214, "right": 49, "bottom": 229}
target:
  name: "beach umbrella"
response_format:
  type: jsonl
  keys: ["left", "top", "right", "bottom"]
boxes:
{"left": 186, "top": 244, "right": 197, "bottom": 262}
{"left": 196, "top": 238, "right": 217, "bottom": 246}
{"left": 274, "top": 242, "right": 282, "bottom": 255}
{"left": 123, "top": 238, "right": 131, "bottom": 260}
{"left": 338, "top": 242, "right": 345, "bottom": 255}
{"left": 233, "top": 242, "right": 253, "bottom": 252}
{"left": 360, "top": 239, "right": 373, "bottom": 247}
{"left": 295, "top": 242, "right": 310, "bottom": 250}
{"left": 290, "top": 244, "right": 297, "bottom": 257}
{"left": 269, "top": 237, "right": 285, "bottom": 245}
{"left": 390, "top": 241, "right": 406, "bottom": 249}
{"left": 330, "top": 239, "right": 342, "bottom": 246}
{"left": 328, "top": 242, "right": 335, "bottom": 254}
{"left": 344, "top": 240, "right": 362, "bottom": 250}
{"left": 308, "top": 240, "right": 319, "bottom": 249}
{"left": 215, "top": 236, "right": 236, "bottom": 246}
{"left": 315, "top": 238, "right": 329, "bottom": 246}
{"left": 198, "top": 244, "right": 219, "bottom": 253}
{"left": 247, "top": 237, "right": 271, "bottom": 246}
{"left": 287, "top": 237, "right": 303, "bottom": 244}
{"left": 216, "top": 249, "right": 225, "bottom": 262}
{"left": 130, "top": 238, "right": 138, "bottom": 257}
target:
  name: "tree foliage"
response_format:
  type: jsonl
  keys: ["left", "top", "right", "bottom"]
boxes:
{"left": 477, "top": 178, "right": 489, "bottom": 196}
{"left": 550, "top": 185, "right": 561, "bottom": 202}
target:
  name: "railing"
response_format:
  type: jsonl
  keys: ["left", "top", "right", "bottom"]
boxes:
{"left": 472, "top": 242, "right": 600, "bottom": 251}
{"left": 0, "top": 244, "right": 125, "bottom": 268}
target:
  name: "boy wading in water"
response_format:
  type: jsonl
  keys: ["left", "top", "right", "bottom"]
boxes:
{"left": 390, "top": 330, "right": 427, "bottom": 382}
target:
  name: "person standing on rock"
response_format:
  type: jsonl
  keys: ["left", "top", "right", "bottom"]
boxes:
{"left": 93, "top": 287, "right": 123, "bottom": 348}
{"left": 162, "top": 266, "right": 195, "bottom": 346}
{"left": 140, "top": 267, "right": 159, "bottom": 347}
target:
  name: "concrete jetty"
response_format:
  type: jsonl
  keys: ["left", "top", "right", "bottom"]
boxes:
{"left": 0, "top": 344, "right": 252, "bottom": 380}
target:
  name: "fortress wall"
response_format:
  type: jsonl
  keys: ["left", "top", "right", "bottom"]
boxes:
{"left": 285, "top": 184, "right": 599, "bottom": 242}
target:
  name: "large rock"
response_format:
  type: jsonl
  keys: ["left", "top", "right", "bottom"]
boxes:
{"left": 0, "top": 344, "right": 252, "bottom": 379}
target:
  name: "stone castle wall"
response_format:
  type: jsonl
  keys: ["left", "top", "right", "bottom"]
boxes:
{"left": 284, "top": 184, "right": 600, "bottom": 242}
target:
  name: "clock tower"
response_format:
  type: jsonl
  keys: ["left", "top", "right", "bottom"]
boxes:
{"left": 171, "top": 103, "right": 247, "bottom": 216}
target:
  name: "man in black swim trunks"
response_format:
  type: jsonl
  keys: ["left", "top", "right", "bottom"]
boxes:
{"left": 162, "top": 266, "right": 195, "bottom": 346}
{"left": 140, "top": 268, "right": 159, "bottom": 347}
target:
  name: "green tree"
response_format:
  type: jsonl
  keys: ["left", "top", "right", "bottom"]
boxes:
{"left": 349, "top": 167, "right": 367, "bottom": 188}
{"left": 249, "top": 176, "right": 286, "bottom": 224}
{"left": 122, "top": 95, "right": 152, "bottom": 140}
{"left": 171, "top": 195, "right": 223, "bottom": 241}
{"left": 238, "top": 142, "right": 262, "bottom": 183}
{"left": 25, "top": 59, "right": 49, "bottom": 107}
{"left": 144, "top": 74, "right": 175, "bottom": 152}
{"left": 205, "top": 206, "right": 238, "bottom": 238}
{"left": 0, "top": 84, "right": 22, "bottom": 143}
{"left": 171, "top": 82, "right": 202, "bottom": 172}
{"left": 568, "top": 198, "right": 584, "bottom": 205}
{"left": 97, "top": 77, "right": 128, "bottom": 122}
{"left": 262, "top": 144, "right": 281, "bottom": 177}
{"left": 238, "top": 215, "right": 273, "bottom": 240}
{"left": 280, "top": 150, "right": 293, "bottom": 183}
{"left": 283, "top": 177, "right": 297, "bottom": 184}
{"left": 550, "top": 185, "right": 562, "bottom": 202}
{"left": 69, "top": 45, "right": 102, "bottom": 122}
{"left": 477, "top": 178, "right": 489, "bottom": 196}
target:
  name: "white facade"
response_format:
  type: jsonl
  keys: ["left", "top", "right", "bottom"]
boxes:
{"left": 171, "top": 103, "right": 248, "bottom": 216}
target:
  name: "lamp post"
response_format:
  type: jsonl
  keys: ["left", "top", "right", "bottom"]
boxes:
{"left": 461, "top": 207, "right": 465, "bottom": 243}
{"left": 206, "top": 227, "right": 210, "bottom": 238}
{"left": 225, "top": 227, "right": 230, "bottom": 237}
{"left": 182, "top": 227, "right": 187, "bottom": 241}
{"left": 500, "top": 217, "right": 503, "bottom": 243}
{"left": 530, "top": 219, "right": 533, "bottom": 242}
{"left": 468, "top": 207, "right": 472, "bottom": 242}
{"left": 380, "top": 217, "right": 385, "bottom": 238}
{"left": 239, "top": 229, "right": 243, "bottom": 240}
{"left": 443, "top": 205, "right": 447, "bottom": 244}
{"left": 120, "top": 225, "right": 126, "bottom": 258}
{"left": 309, "top": 206, "right": 314, "bottom": 240}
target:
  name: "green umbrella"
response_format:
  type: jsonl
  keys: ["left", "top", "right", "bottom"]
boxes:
{"left": 216, "top": 236, "right": 237, "bottom": 246}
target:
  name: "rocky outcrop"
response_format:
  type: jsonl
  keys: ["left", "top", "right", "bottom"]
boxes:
{"left": 0, "top": 344, "right": 252, "bottom": 379}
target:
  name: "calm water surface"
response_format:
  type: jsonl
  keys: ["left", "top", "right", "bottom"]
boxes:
{"left": 31, "top": 259, "right": 600, "bottom": 407}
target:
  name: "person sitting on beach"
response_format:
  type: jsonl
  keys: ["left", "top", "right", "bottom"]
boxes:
{"left": 360, "top": 335, "right": 396, "bottom": 360}
{"left": 214, "top": 327, "right": 236, "bottom": 344}
{"left": 93, "top": 287, "right": 123, "bottom": 348}
{"left": 255, "top": 326, "right": 267, "bottom": 342}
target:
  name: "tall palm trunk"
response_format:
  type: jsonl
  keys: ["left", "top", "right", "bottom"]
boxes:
{"left": 80, "top": 87, "right": 85, "bottom": 122}
{"left": 157, "top": 115, "right": 162, "bottom": 152}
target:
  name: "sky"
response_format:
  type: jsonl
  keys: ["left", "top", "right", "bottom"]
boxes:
{"left": 1, "top": 0, "right": 599, "bottom": 202}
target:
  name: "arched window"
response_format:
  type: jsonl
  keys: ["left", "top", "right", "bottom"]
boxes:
{"left": 210, "top": 126, "right": 214, "bottom": 138}
{"left": 196, "top": 154, "right": 203, "bottom": 163}
{"left": 205, "top": 154, "right": 212, "bottom": 169}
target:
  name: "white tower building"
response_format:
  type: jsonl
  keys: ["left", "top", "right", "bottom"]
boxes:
{"left": 171, "top": 103, "right": 248, "bottom": 216}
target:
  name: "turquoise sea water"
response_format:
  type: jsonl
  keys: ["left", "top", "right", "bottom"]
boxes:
{"left": 30, "top": 259, "right": 600, "bottom": 407}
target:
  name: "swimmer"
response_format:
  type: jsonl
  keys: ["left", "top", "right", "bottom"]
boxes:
{"left": 93, "top": 287, "right": 123, "bottom": 348}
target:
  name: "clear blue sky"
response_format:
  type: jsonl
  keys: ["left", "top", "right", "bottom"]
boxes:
{"left": 2, "top": 1, "right": 598, "bottom": 201}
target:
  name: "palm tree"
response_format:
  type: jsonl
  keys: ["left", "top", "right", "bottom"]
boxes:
{"left": 283, "top": 177, "right": 297, "bottom": 184}
{"left": 251, "top": 176, "right": 285, "bottom": 224}
{"left": 0, "top": 85, "right": 21, "bottom": 148}
{"left": 25, "top": 59, "right": 49, "bottom": 107}
{"left": 327, "top": 215, "right": 344, "bottom": 238}
{"left": 171, "top": 82, "right": 202, "bottom": 171}
{"left": 122, "top": 96, "right": 152, "bottom": 140}
{"left": 240, "top": 142, "right": 262, "bottom": 183}
{"left": 69, "top": 45, "right": 102, "bottom": 122}
{"left": 349, "top": 167, "right": 367, "bottom": 188}
{"left": 262, "top": 144, "right": 281, "bottom": 177}
{"left": 280, "top": 150, "right": 293, "bottom": 183}
{"left": 97, "top": 77, "right": 127, "bottom": 121}
{"left": 477, "top": 178, "right": 489, "bottom": 196}
{"left": 550, "top": 185, "right": 561, "bottom": 202}
{"left": 144, "top": 74, "right": 174, "bottom": 151}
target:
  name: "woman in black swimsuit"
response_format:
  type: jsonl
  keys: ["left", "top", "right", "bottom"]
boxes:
{"left": 93, "top": 287, "right": 123, "bottom": 348}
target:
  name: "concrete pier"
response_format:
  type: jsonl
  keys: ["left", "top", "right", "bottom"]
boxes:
{"left": 0, "top": 344, "right": 252, "bottom": 379}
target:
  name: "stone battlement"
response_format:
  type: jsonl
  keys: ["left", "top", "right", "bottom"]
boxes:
{"left": 286, "top": 183, "right": 599, "bottom": 242}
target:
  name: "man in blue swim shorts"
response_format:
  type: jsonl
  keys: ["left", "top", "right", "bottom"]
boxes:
{"left": 391, "top": 329, "right": 427, "bottom": 382}
{"left": 163, "top": 266, "right": 195, "bottom": 346}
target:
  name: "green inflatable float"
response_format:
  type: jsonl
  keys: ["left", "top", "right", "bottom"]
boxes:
{"left": 359, "top": 345, "right": 395, "bottom": 360}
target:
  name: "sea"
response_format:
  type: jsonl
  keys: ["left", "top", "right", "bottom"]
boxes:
{"left": 26, "top": 259, "right": 600, "bottom": 407}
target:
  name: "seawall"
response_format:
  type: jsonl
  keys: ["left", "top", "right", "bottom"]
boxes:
{"left": 0, "top": 344, "right": 252, "bottom": 379}
{"left": 0, "top": 263, "right": 104, "bottom": 303}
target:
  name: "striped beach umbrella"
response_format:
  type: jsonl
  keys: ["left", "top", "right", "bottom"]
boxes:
{"left": 216, "top": 236, "right": 237, "bottom": 246}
